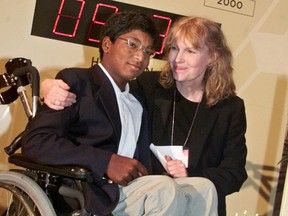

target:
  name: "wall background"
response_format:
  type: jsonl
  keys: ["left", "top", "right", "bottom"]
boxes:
{"left": 1, "top": 0, "right": 287, "bottom": 215}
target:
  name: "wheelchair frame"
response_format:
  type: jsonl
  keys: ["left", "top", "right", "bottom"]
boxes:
{"left": 0, "top": 58, "right": 93, "bottom": 216}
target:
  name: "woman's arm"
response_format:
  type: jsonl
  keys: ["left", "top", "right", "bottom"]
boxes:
{"left": 41, "top": 79, "right": 76, "bottom": 110}
{"left": 188, "top": 98, "right": 248, "bottom": 196}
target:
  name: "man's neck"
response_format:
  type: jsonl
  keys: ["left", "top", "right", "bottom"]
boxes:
{"left": 99, "top": 63, "right": 127, "bottom": 92}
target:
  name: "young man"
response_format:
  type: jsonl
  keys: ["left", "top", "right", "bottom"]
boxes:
{"left": 25, "top": 12, "right": 218, "bottom": 216}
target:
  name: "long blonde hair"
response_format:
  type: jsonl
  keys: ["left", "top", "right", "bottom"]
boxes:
{"left": 159, "top": 16, "right": 236, "bottom": 107}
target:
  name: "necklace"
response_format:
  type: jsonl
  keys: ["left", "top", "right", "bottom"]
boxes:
{"left": 170, "top": 88, "right": 202, "bottom": 147}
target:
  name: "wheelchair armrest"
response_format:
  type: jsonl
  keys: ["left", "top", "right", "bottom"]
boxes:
{"left": 4, "top": 131, "right": 24, "bottom": 155}
{"left": 8, "top": 153, "right": 94, "bottom": 182}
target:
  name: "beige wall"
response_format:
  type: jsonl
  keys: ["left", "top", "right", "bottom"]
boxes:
{"left": 1, "top": 0, "right": 288, "bottom": 215}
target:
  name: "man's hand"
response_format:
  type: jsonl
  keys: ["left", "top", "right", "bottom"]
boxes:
{"left": 41, "top": 79, "right": 76, "bottom": 110}
{"left": 165, "top": 155, "right": 188, "bottom": 178}
{"left": 106, "top": 154, "right": 148, "bottom": 186}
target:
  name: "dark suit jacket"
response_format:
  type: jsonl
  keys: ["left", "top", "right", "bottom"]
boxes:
{"left": 130, "top": 72, "right": 248, "bottom": 216}
{"left": 22, "top": 65, "right": 151, "bottom": 216}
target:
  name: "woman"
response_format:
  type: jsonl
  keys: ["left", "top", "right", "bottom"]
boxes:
{"left": 42, "top": 16, "right": 247, "bottom": 216}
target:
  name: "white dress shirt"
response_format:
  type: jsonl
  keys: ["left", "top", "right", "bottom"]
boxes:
{"left": 99, "top": 64, "right": 143, "bottom": 158}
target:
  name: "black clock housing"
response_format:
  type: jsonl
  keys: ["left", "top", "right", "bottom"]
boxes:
{"left": 31, "top": 0, "right": 184, "bottom": 59}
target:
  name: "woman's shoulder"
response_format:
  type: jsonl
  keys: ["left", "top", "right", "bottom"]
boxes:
{"left": 212, "top": 96, "right": 245, "bottom": 116}
{"left": 227, "top": 95, "right": 244, "bottom": 106}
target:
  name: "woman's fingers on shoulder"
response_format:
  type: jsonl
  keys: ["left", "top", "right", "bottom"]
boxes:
{"left": 57, "top": 79, "right": 70, "bottom": 90}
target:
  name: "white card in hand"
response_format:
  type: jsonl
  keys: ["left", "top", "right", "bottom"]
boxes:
{"left": 149, "top": 143, "right": 185, "bottom": 171}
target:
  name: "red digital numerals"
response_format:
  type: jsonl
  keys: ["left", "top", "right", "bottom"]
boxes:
{"left": 152, "top": 15, "right": 172, "bottom": 55}
{"left": 53, "top": 0, "right": 85, "bottom": 37}
{"left": 52, "top": 0, "right": 172, "bottom": 55}
{"left": 87, "top": 4, "right": 118, "bottom": 43}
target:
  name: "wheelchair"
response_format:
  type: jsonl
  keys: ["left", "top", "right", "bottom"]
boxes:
{"left": 0, "top": 58, "right": 93, "bottom": 216}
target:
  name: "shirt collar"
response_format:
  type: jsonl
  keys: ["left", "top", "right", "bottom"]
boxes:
{"left": 98, "top": 63, "right": 130, "bottom": 95}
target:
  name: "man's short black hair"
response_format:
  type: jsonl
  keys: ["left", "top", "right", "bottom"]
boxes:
{"left": 99, "top": 11, "right": 158, "bottom": 59}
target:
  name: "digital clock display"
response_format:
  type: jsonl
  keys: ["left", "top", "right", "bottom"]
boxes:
{"left": 31, "top": 0, "right": 184, "bottom": 59}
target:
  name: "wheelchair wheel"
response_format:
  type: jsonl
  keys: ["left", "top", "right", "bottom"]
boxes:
{"left": 0, "top": 171, "right": 56, "bottom": 216}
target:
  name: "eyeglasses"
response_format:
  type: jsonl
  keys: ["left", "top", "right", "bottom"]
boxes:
{"left": 118, "top": 37, "right": 156, "bottom": 58}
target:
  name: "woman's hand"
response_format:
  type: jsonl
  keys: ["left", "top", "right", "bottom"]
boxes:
{"left": 165, "top": 155, "right": 188, "bottom": 178}
{"left": 41, "top": 79, "right": 76, "bottom": 110}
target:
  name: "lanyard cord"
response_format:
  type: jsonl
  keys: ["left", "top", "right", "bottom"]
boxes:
{"left": 170, "top": 88, "right": 202, "bottom": 147}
